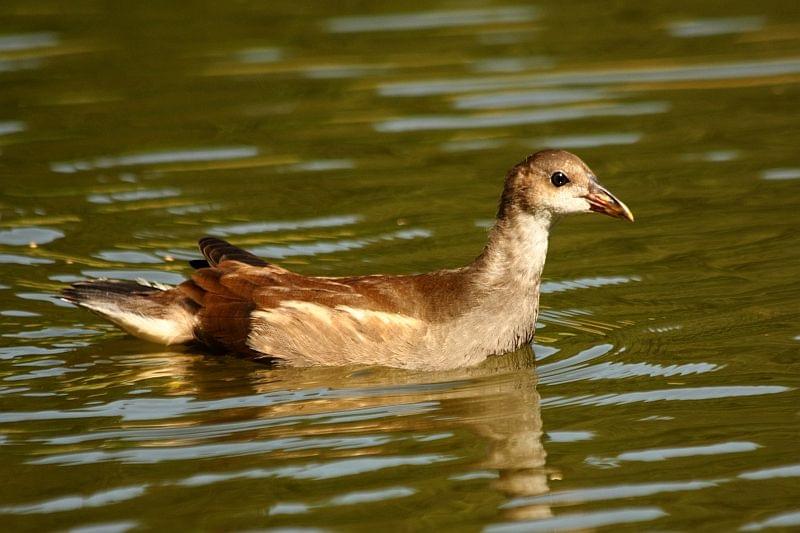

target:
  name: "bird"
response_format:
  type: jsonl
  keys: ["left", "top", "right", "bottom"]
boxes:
{"left": 62, "top": 149, "right": 633, "bottom": 370}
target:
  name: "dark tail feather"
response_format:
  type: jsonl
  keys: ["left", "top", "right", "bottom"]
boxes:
{"left": 189, "top": 259, "right": 210, "bottom": 269}
{"left": 198, "top": 236, "right": 268, "bottom": 267}
{"left": 62, "top": 279, "right": 198, "bottom": 345}
{"left": 62, "top": 279, "right": 162, "bottom": 303}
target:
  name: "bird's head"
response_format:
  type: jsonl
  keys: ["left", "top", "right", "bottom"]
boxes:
{"left": 499, "top": 149, "right": 634, "bottom": 223}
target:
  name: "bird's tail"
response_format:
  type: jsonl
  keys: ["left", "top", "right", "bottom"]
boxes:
{"left": 62, "top": 279, "right": 199, "bottom": 345}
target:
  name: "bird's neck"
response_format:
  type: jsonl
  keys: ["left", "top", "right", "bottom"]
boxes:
{"left": 471, "top": 210, "right": 552, "bottom": 291}
{"left": 435, "top": 210, "right": 551, "bottom": 366}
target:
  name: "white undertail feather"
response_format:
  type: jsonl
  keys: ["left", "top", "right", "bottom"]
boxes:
{"left": 62, "top": 278, "right": 201, "bottom": 345}
{"left": 79, "top": 300, "right": 197, "bottom": 345}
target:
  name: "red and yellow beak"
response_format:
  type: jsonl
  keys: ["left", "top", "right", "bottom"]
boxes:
{"left": 584, "top": 184, "right": 634, "bottom": 222}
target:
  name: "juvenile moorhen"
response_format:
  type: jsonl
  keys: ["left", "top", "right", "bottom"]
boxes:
{"left": 62, "top": 150, "right": 633, "bottom": 370}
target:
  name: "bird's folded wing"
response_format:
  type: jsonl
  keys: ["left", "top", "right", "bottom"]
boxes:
{"left": 186, "top": 260, "right": 427, "bottom": 365}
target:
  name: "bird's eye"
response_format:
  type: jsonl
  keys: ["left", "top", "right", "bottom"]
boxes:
{"left": 550, "top": 171, "right": 570, "bottom": 187}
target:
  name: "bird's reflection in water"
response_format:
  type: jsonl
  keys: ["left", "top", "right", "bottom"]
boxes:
{"left": 127, "top": 345, "right": 550, "bottom": 521}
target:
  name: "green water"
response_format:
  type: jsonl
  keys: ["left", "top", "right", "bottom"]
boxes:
{"left": 1, "top": 1, "right": 800, "bottom": 531}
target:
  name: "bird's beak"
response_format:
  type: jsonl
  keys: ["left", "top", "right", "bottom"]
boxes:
{"left": 584, "top": 183, "right": 634, "bottom": 222}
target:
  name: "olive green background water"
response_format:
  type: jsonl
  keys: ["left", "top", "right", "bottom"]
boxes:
{"left": 1, "top": 1, "right": 799, "bottom": 531}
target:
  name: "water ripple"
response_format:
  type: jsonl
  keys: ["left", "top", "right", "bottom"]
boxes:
{"left": 270, "top": 486, "right": 416, "bottom": 515}
{"left": 0, "top": 32, "right": 58, "bottom": 52}
{"left": 287, "top": 159, "right": 355, "bottom": 171}
{"left": 541, "top": 386, "right": 791, "bottom": 407}
{"left": 379, "top": 57, "right": 800, "bottom": 96}
{"left": 0, "top": 227, "right": 64, "bottom": 246}
{"left": 68, "top": 521, "right": 138, "bottom": 533}
{"left": 0, "top": 310, "right": 40, "bottom": 317}
{"left": 0, "top": 253, "right": 54, "bottom": 265}
{"left": 43, "top": 402, "right": 437, "bottom": 445}
{"left": 761, "top": 168, "right": 800, "bottom": 180}
{"left": 327, "top": 7, "right": 537, "bottom": 33}
{"left": 488, "top": 507, "right": 667, "bottom": 532}
{"left": 375, "top": 102, "right": 669, "bottom": 132}
{"left": 0, "top": 485, "right": 146, "bottom": 514}
{"left": 453, "top": 88, "right": 611, "bottom": 110}
{"left": 590, "top": 441, "right": 760, "bottom": 466}
{"left": 0, "top": 346, "right": 70, "bottom": 360}
{"left": 0, "top": 393, "right": 436, "bottom": 423}
{"left": 741, "top": 510, "right": 800, "bottom": 531}
{"left": 332, "top": 486, "right": 416, "bottom": 505}
{"left": 94, "top": 251, "right": 163, "bottom": 264}
{"left": 540, "top": 275, "right": 639, "bottom": 294}
{"left": 235, "top": 47, "right": 282, "bottom": 64}
{"left": 539, "top": 361, "right": 720, "bottom": 386}
{"left": 50, "top": 146, "right": 259, "bottom": 173}
{"left": 87, "top": 188, "right": 181, "bottom": 204}
{"left": 667, "top": 17, "right": 764, "bottom": 38}
{"left": 546, "top": 430, "right": 594, "bottom": 443}
{"left": 249, "top": 228, "right": 431, "bottom": 259}
{"left": 209, "top": 215, "right": 361, "bottom": 237}
{"left": 471, "top": 56, "right": 554, "bottom": 73}
{"left": 442, "top": 139, "right": 506, "bottom": 153}
{"left": 80, "top": 269, "right": 186, "bottom": 285}
{"left": 31, "top": 434, "right": 393, "bottom": 465}
{"left": 0, "top": 120, "right": 26, "bottom": 136}
{"left": 503, "top": 479, "right": 716, "bottom": 507}
{"left": 178, "top": 454, "right": 452, "bottom": 485}
{"left": 441, "top": 132, "right": 641, "bottom": 153}
{"left": 4, "top": 327, "right": 99, "bottom": 339}
{"left": 529, "top": 132, "right": 642, "bottom": 149}
{"left": 739, "top": 463, "right": 800, "bottom": 480}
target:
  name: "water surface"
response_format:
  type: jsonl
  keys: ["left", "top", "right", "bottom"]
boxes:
{"left": 1, "top": 0, "right": 799, "bottom": 530}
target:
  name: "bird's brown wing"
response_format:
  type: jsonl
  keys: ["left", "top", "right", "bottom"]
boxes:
{"left": 179, "top": 238, "right": 427, "bottom": 363}
{"left": 178, "top": 238, "right": 284, "bottom": 353}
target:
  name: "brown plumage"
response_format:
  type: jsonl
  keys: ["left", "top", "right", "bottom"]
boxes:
{"left": 62, "top": 150, "right": 633, "bottom": 370}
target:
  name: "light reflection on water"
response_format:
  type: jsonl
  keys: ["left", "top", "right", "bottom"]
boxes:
{"left": 666, "top": 16, "right": 765, "bottom": 38}
{"left": 375, "top": 101, "right": 670, "bottom": 132}
{"left": 0, "top": 120, "right": 26, "bottom": 136}
{"left": 51, "top": 146, "right": 260, "bottom": 174}
{"left": 378, "top": 57, "right": 800, "bottom": 96}
{"left": 209, "top": 215, "right": 362, "bottom": 237}
{"left": 0, "top": 32, "right": 59, "bottom": 52}
{"left": 326, "top": 7, "right": 539, "bottom": 33}
{"left": 741, "top": 511, "right": 800, "bottom": 532}
{"left": 452, "top": 88, "right": 611, "bottom": 109}
{"left": 0, "top": 0, "right": 799, "bottom": 530}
